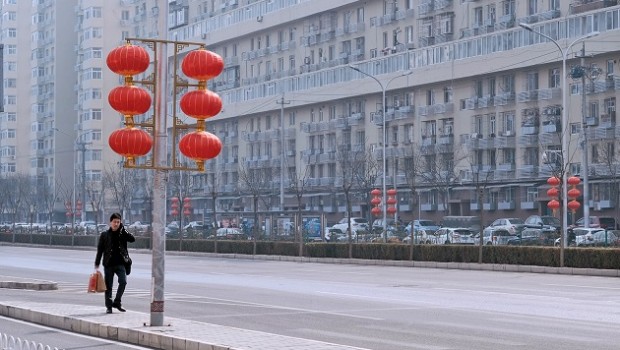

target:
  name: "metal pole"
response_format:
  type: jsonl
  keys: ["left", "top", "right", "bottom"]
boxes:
{"left": 150, "top": 1, "right": 169, "bottom": 327}
{"left": 580, "top": 43, "right": 590, "bottom": 229}
{"left": 518, "top": 23, "right": 599, "bottom": 267}
{"left": 80, "top": 141, "right": 87, "bottom": 222}
{"left": 347, "top": 66, "right": 412, "bottom": 241}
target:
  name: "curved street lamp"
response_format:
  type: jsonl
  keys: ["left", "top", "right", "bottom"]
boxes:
{"left": 519, "top": 23, "right": 599, "bottom": 266}
{"left": 348, "top": 65, "right": 412, "bottom": 240}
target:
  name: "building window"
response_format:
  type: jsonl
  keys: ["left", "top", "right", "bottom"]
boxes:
{"left": 549, "top": 68, "right": 560, "bottom": 88}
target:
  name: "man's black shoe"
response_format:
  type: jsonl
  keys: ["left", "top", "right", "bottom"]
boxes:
{"left": 112, "top": 302, "right": 126, "bottom": 312}
{"left": 106, "top": 308, "right": 113, "bottom": 314}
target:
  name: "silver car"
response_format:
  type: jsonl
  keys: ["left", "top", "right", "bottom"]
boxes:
{"left": 435, "top": 228, "right": 476, "bottom": 245}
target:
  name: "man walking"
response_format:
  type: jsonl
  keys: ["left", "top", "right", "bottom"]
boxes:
{"left": 95, "top": 212, "right": 135, "bottom": 314}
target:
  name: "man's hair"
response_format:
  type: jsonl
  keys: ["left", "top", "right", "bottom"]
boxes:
{"left": 109, "top": 212, "right": 122, "bottom": 222}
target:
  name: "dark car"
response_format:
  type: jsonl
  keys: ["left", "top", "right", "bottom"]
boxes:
{"left": 573, "top": 216, "right": 619, "bottom": 230}
{"left": 524, "top": 215, "right": 561, "bottom": 234}
{"left": 507, "top": 228, "right": 558, "bottom": 246}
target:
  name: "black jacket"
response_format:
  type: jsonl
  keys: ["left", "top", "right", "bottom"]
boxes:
{"left": 95, "top": 225, "right": 135, "bottom": 267}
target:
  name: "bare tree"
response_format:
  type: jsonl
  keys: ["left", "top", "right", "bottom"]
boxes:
{"left": 238, "top": 162, "right": 274, "bottom": 254}
{"left": 352, "top": 145, "right": 382, "bottom": 230}
{"left": 36, "top": 175, "right": 64, "bottom": 227}
{"left": 288, "top": 164, "right": 310, "bottom": 256}
{"left": 418, "top": 150, "right": 467, "bottom": 216}
{"left": 86, "top": 179, "right": 107, "bottom": 226}
{"left": 103, "top": 164, "right": 139, "bottom": 222}
{"left": 336, "top": 143, "right": 365, "bottom": 258}
{"left": 401, "top": 144, "right": 424, "bottom": 258}
{"left": 595, "top": 140, "right": 620, "bottom": 219}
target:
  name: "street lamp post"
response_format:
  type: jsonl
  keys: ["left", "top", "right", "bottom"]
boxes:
{"left": 519, "top": 23, "right": 599, "bottom": 266}
{"left": 348, "top": 66, "right": 412, "bottom": 240}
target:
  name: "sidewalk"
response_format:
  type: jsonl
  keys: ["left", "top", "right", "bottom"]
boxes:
{"left": 0, "top": 279, "right": 367, "bottom": 350}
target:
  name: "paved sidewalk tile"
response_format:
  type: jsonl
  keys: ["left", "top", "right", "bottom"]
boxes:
{"left": 0, "top": 300, "right": 368, "bottom": 350}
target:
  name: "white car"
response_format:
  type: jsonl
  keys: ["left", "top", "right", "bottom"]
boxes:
{"left": 331, "top": 217, "right": 369, "bottom": 235}
{"left": 402, "top": 229, "right": 438, "bottom": 244}
{"left": 435, "top": 227, "right": 476, "bottom": 245}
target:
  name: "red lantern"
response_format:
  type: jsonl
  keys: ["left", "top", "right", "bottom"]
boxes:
{"left": 179, "top": 131, "right": 222, "bottom": 161}
{"left": 109, "top": 127, "right": 153, "bottom": 163}
{"left": 567, "top": 188, "right": 581, "bottom": 199}
{"left": 547, "top": 176, "right": 560, "bottom": 186}
{"left": 66, "top": 212, "right": 72, "bottom": 217}
{"left": 179, "top": 90, "right": 222, "bottom": 120}
{"left": 370, "top": 197, "right": 381, "bottom": 206}
{"left": 183, "top": 209, "right": 191, "bottom": 216}
{"left": 386, "top": 198, "right": 397, "bottom": 205}
{"left": 387, "top": 189, "right": 397, "bottom": 196}
{"left": 106, "top": 44, "right": 150, "bottom": 76}
{"left": 387, "top": 206, "right": 397, "bottom": 215}
{"left": 567, "top": 200, "right": 581, "bottom": 212}
{"left": 108, "top": 86, "right": 152, "bottom": 116}
{"left": 547, "top": 188, "right": 559, "bottom": 197}
{"left": 181, "top": 49, "right": 224, "bottom": 81}
{"left": 171, "top": 209, "right": 179, "bottom": 216}
{"left": 547, "top": 199, "right": 560, "bottom": 210}
{"left": 371, "top": 207, "right": 382, "bottom": 216}
{"left": 567, "top": 176, "right": 581, "bottom": 186}
{"left": 370, "top": 189, "right": 381, "bottom": 196}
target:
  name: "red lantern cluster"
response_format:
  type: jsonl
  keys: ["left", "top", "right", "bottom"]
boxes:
{"left": 106, "top": 43, "right": 153, "bottom": 166}
{"left": 386, "top": 189, "right": 397, "bottom": 215}
{"left": 546, "top": 176, "right": 561, "bottom": 213}
{"left": 370, "top": 189, "right": 382, "bottom": 217}
{"left": 170, "top": 197, "right": 179, "bottom": 217}
{"left": 183, "top": 197, "right": 192, "bottom": 217}
{"left": 178, "top": 48, "right": 224, "bottom": 170}
{"left": 567, "top": 176, "right": 581, "bottom": 213}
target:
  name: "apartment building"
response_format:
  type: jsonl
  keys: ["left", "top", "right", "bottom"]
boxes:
{"left": 169, "top": 0, "right": 620, "bottom": 225}
{"left": 2, "top": 0, "right": 619, "bottom": 226}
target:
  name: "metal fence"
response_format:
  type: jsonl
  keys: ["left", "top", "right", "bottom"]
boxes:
{"left": 0, "top": 332, "right": 62, "bottom": 350}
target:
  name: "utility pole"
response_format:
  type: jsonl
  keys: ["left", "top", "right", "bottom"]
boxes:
{"left": 276, "top": 94, "right": 290, "bottom": 213}
{"left": 79, "top": 140, "right": 87, "bottom": 222}
{"left": 577, "top": 43, "right": 590, "bottom": 228}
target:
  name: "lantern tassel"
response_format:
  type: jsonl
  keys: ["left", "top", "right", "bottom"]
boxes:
{"left": 195, "top": 160, "right": 205, "bottom": 172}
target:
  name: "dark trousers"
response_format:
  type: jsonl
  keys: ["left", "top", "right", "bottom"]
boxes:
{"left": 104, "top": 264, "right": 127, "bottom": 308}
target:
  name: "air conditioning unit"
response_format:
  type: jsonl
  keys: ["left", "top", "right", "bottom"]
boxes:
{"left": 471, "top": 133, "right": 481, "bottom": 139}
{"left": 503, "top": 130, "right": 513, "bottom": 136}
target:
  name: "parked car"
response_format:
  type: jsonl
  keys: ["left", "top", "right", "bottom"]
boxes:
{"left": 507, "top": 228, "right": 558, "bottom": 246}
{"left": 372, "top": 218, "right": 405, "bottom": 233}
{"left": 574, "top": 228, "right": 619, "bottom": 247}
{"left": 405, "top": 220, "right": 440, "bottom": 235}
{"left": 524, "top": 215, "right": 561, "bottom": 234}
{"left": 435, "top": 227, "right": 476, "bottom": 245}
{"left": 214, "top": 227, "right": 247, "bottom": 240}
{"left": 572, "top": 216, "right": 619, "bottom": 230}
{"left": 331, "top": 217, "right": 369, "bottom": 235}
{"left": 483, "top": 218, "right": 525, "bottom": 236}
{"left": 402, "top": 229, "right": 438, "bottom": 244}
{"left": 476, "top": 229, "right": 516, "bottom": 245}
{"left": 441, "top": 216, "right": 481, "bottom": 234}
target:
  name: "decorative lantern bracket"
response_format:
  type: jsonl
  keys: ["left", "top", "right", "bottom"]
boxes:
{"left": 118, "top": 37, "right": 214, "bottom": 172}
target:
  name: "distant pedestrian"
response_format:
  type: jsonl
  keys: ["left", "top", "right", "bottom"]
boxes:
{"left": 94, "top": 212, "right": 135, "bottom": 314}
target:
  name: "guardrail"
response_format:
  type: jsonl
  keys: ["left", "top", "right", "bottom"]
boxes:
{"left": 0, "top": 332, "right": 62, "bottom": 350}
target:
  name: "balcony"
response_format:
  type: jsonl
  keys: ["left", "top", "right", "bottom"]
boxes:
{"left": 570, "top": 0, "right": 618, "bottom": 15}
{"left": 421, "top": 203, "right": 437, "bottom": 211}
{"left": 498, "top": 201, "right": 515, "bottom": 210}
{"left": 521, "top": 201, "right": 536, "bottom": 210}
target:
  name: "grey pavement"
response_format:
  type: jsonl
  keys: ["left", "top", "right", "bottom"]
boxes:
{"left": 0, "top": 283, "right": 367, "bottom": 350}
{"left": 1, "top": 254, "right": 619, "bottom": 350}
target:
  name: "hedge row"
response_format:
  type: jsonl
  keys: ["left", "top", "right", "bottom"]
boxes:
{"left": 1, "top": 233, "right": 618, "bottom": 269}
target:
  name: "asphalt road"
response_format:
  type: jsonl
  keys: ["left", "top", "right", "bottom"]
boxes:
{"left": 1, "top": 245, "right": 619, "bottom": 350}
{"left": 0, "top": 316, "right": 155, "bottom": 349}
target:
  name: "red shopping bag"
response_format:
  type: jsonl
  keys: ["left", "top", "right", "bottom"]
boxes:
{"left": 88, "top": 271, "right": 106, "bottom": 293}
{"left": 87, "top": 272, "right": 98, "bottom": 293}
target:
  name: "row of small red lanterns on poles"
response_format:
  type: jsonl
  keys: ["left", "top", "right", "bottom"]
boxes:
{"left": 546, "top": 176, "right": 581, "bottom": 214}
{"left": 64, "top": 200, "right": 82, "bottom": 219}
{"left": 105, "top": 43, "right": 225, "bottom": 169}
{"left": 370, "top": 189, "right": 398, "bottom": 216}
{"left": 170, "top": 197, "right": 191, "bottom": 217}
